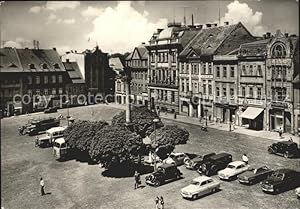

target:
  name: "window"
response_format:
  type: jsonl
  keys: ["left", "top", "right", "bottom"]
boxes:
{"left": 223, "top": 66, "right": 227, "bottom": 78}
{"left": 28, "top": 89, "right": 32, "bottom": 96}
{"left": 242, "top": 87, "right": 245, "bottom": 97}
{"left": 181, "top": 82, "right": 184, "bottom": 92}
{"left": 249, "top": 65, "right": 253, "bottom": 76}
{"left": 58, "top": 88, "right": 63, "bottom": 94}
{"left": 230, "top": 88, "right": 234, "bottom": 97}
{"left": 164, "top": 90, "right": 168, "bottom": 101}
{"left": 203, "top": 84, "right": 206, "bottom": 94}
{"left": 208, "top": 63, "right": 212, "bottom": 74}
{"left": 203, "top": 64, "right": 206, "bottom": 74}
{"left": 29, "top": 64, "right": 35, "bottom": 69}
{"left": 44, "top": 75, "right": 48, "bottom": 84}
{"left": 257, "top": 65, "right": 262, "bottom": 76}
{"left": 216, "top": 87, "right": 220, "bottom": 96}
{"left": 52, "top": 88, "right": 56, "bottom": 95}
{"left": 249, "top": 87, "right": 253, "bottom": 98}
{"left": 181, "top": 63, "right": 184, "bottom": 73}
{"left": 171, "top": 91, "right": 175, "bottom": 102}
{"left": 44, "top": 89, "right": 48, "bottom": 95}
{"left": 208, "top": 85, "right": 212, "bottom": 95}
{"left": 36, "top": 76, "right": 40, "bottom": 84}
{"left": 257, "top": 87, "right": 261, "bottom": 99}
{"left": 242, "top": 65, "right": 246, "bottom": 75}
{"left": 186, "top": 83, "right": 189, "bottom": 92}
{"left": 216, "top": 67, "right": 220, "bottom": 77}
{"left": 54, "top": 63, "right": 60, "bottom": 69}
{"left": 58, "top": 75, "right": 63, "bottom": 83}
{"left": 186, "top": 64, "right": 189, "bottom": 74}
{"left": 42, "top": 64, "right": 48, "bottom": 69}
{"left": 272, "top": 44, "right": 286, "bottom": 58}
{"left": 223, "top": 87, "right": 227, "bottom": 97}
{"left": 36, "top": 89, "right": 40, "bottom": 95}
{"left": 52, "top": 75, "right": 56, "bottom": 83}
{"left": 230, "top": 66, "right": 235, "bottom": 77}
{"left": 283, "top": 67, "right": 287, "bottom": 79}
{"left": 28, "top": 76, "right": 32, "bottom": 84}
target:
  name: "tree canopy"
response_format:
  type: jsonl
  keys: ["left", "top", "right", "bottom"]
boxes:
{"left": 111, "top": 106, "right": 164, "bottom": 138}
{"left": 89, "top": 125, "right": 142, "bottom": 168}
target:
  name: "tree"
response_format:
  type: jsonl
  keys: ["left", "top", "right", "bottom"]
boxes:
{"left": 149, "top": 125, "right": 189, "bottom": 160}
{"left": 111, "top": 106, "right": 164, "bottom": 138}
{"left": 89, "top": 125, "right": 142, "bottom": 169}
{"left": 64, "top": 120, "right": 109, "bottom": 155}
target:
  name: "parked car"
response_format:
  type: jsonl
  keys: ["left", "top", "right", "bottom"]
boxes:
{"left": 36, "top": 126, "right": 66, "bottom": 147}
{"left": 184, "top": 152, "right": 216, "bottom": 170}
{"left": 163, "top": 152, "right": 190, "bottom": 166}
{"left": 238, "top": 166, "right": 274, "bottom": 185}
{"left": 53, "top": 137, "right": 69, "bottom": 161}
{"left": 181, "top": 176, "right": 220, "bottom": 200}
{"left": 268, "top": 141, "right": 299, "bottom": 158}
{"left": 218, "top": 161, "right": 250, "bottom": 180}
{"left": 44, "top": 107, "right": 58, "bottom": 114}
{"left": 197, "top": 152, "right": 232, "bottom": 176}
{"left": 261, "top": 169, "right": 300, "bottom": 194}
{"left": 145, "top": 164, "right": 182, "bottom": 187}
{"left": 295, "top": 187, "right": 300, "bottom": 199}
{"left": 26, "top": 117, "right": 60, "bottom": 136}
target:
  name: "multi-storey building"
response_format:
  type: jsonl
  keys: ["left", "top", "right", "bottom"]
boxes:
{"left": 125, "top": 43, "right": 149, "bottom": 106}
{"left": 109, "top": 56, "right": 126, "bottom": 104}
{"left": 0, "top": 47, "right": 70, "bottom": 115}
{"left": 145, "top": 22, "right": 199, "bottom": 113}
{"left": 178, "top": 22, "right": 256, "bottom": 121}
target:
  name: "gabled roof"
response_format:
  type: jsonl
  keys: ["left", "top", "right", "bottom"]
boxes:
{"left": 109, "top": 57, "right": 124, "bottom": 72}
{"left": 0, "top": 48, "right": 23, "bottom": 72}
{"left": 180, "top": 23, "right": 241, "bottom": 57}
{"left": 239, "top": 38, "right": 270, "bottom": 57}
{"left": 126, "top": 44, "right": 148, "bottom": 61}
{"left": 63, "top": 61, "right": 85, "bottom": 84}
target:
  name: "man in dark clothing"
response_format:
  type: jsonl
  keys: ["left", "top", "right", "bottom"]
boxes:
{"left": 279, "top": 127, "right": 283, "bottom": 138}
{"left": 160, "top": 196, "right": 164, "bottom": 209}
{"left": 134, "top": 171, "right": 141, "bottom": 189}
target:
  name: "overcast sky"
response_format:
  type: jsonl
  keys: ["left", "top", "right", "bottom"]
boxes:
{"left": 0, "top": 0, "right": 298, "bottom": 54}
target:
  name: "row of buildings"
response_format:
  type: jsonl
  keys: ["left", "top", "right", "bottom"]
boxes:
{"left": 122, "top": 22, "right": 299, "bottom": 135}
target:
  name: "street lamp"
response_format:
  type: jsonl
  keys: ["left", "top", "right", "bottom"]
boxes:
{"left": 204, "top": 109, "right": 208, "bottom": 128}
{"left": 152, "top": 118, "right": 160, "bottom": 171}
{"left": 66, "top": 100, "right": 70, "bottom": 126}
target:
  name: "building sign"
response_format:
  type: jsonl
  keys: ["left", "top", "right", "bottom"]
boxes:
{"left": 238, "top": 98, "right": 264, "bottom": 106}
{"left": 270, "top": 101, "right": 288, "bottom": 109}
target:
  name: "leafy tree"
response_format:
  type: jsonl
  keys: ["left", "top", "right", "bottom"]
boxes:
{"left": 111, "top": 106, "right": 164, "bottom": 138}
{"left": 64, "top": 120, "right": 109, "bottom": 153}
{"left": 89, "top": 125, "right": 143, "bottom": 169}
{"left": 149, "top": 125, "right": 189, "bottom": 160}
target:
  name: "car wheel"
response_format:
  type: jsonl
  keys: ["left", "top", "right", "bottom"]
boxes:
{"left": 154, "top": 180, "right": 161, "bottom": 187}
{"left": 192, "top": 194, "right": 198, "bottom": 200}
{"left": 205, "top": 170, "right": 210, "bottom": 176}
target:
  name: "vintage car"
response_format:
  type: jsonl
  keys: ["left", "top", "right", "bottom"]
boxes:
{"left": 145, "top": 164, "right": 182, "bottom": 187}
{"left": 44, "top": 107, "right": 58, "bottom": 114}
{"left": 53, "top": 137, "right": 69, "bottom": 161}
{"left": 295, "top": 187, "right": 300, "bottom": 199}
{"left": 261, "top": 169, "right": 300, "bottom": 194}
{"left": 163, "top": 152, "right": 190, "bottom": 166}
{"left": 237, "top": 166, "right": 274, "bottom": 185}
{"left": 218, "top": 161, "right": 250, "bottom": 180}
{"left": 26, "top": 117, "right": 60, "bottom": 136}
{"left": 184, "top": 152, "right": 216, "bottom": 170}
{"left": 197, "top": 152, "right": 232, "bottom": 176}
{"left": 36, "top": 126, "right": 66, "bottom": 147}
{"left": 181, "top": 176, "right": 220, "bottom": 200}
{"left": 268, "top": 141, "right": 299, "bottom": 158}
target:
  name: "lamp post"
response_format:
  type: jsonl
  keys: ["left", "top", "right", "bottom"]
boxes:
{"left": 66, "top": 100, "right": 70, "bottom": 126}
{"left": 153, "top": 118, "right": 160, "bottom": 171}
{"left": 204, "top": 109, "right": 208, "bottom": 128}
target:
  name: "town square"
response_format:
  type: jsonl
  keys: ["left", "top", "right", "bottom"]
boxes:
{"left": 1, "top": 1, "right": 299, "bottom": 209}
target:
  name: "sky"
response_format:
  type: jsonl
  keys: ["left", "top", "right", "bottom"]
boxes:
{"left": 0, "top": 0, "right": 299, "bottom": 55}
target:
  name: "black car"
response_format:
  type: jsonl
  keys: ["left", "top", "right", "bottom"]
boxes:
{"left": 197, "top": 153, "right": 232, "bottom": 176}
{"left": 26, "top": 117, "right": 60, "bottom": 136}
{"left": 238, "top": 166, "right": 274, "bottom": 185}
{"left": 44, "top": 107, "right": 58, "bottom": 114}
{"left": 261, "top": 169, "right": 300, "bottom": 194}
{"left": 145, "top": 164, "right": 182, "bottom": 187}
{"left": 184, "top": 152, "right": 216, "bottom": 170}
{"left": 268, "top": 141, "right": 299, "bottom": 158}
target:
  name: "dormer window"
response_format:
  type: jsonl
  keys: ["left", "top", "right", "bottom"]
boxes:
{"left": 272, "top": 43, "right": 286, "bottom": 58}
{"left": 208, "top": 34, "right": 213, "bottom": 38}
{"left": 9, "top": 63, "right": 17, "bottom": 68}
{"left": 29, "top": 64, "right": 35, "bottom": 69}
{"left": 42, "top": 64, "right": 48, "bottom": 69}
{"left": 53, "top": 63, "right": 60, "bottom": 69}
{"left": 207, "top": 45, "right": 212, "bottom": 49}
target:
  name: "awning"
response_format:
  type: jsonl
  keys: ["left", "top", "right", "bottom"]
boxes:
{"left": 241, "top": 107, "right": 264, "bottom": 120}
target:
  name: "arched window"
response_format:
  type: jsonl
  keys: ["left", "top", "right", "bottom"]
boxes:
{"left": 272, "top": 43, "right": 286, "bottom": 58}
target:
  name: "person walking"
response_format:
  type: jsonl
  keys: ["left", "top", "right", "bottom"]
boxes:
{"left": 155, "top": 196, "right": 160, "bottom": 209}
{"left": 279, "top": 127, "right": 283, "bottom": 138}
{"left": 35, "top": 136, "right": 39, "bottom": 147}
{"left": 160, "top": 196, "right": 164, "bottom": 209}
{"left": 288, "top": 137, "right": 293, "bottom": 142}
{"left": 40, "top": 178, "right": 45, "bottom": 196}
{"left": 242, "top": 153, "right": 249, "bottom": 164}
{"left": 134, "top": 171, "right": 141, "bottom": 189}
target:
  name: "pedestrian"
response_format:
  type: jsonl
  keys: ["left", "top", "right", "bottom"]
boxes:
{"left": 160, "top": 196, "right": 164, "bottom": 209}
{"left": 155, "top": 196, "right": 160, "bottom": 209}
{"left": 35, "top": 136, "right": 39, "bottom": 147}
{"left": 289, "top": 137, "right": 293, "bottom": 142}
{"left": 279, "top": 127, "right": 283, "bottom": 138}
{"left": 134, "top": 170, "right": 141, "bottom": 189}
{"left": 40, "top": 178, "right": 45, "bottom": 196}
{"left": 242, "top": 153, "right": 249, "bottom": 164}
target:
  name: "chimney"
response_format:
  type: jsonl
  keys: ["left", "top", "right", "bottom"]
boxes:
{"left": 285, "top": 33, "right": 289, "bottom": 38}
{"left": 192, "top": 14, "right": 194, "bottom": 26}
{"left": 66, "top": 59, "right": 70, "bottom": 63}
{"left": 266, "top": 32, "right": 271, "bottom": 38}
{"left": 224, "top": 21, "right": 229, "bottom": 26}
{"left": 75, "top": 50, "right": 77, "bottom": 53}
{"left": 66, "top": 51, "right": 70, "bottom": 54}
{"left": 206, "top": 23, "right": 212, "bottom": 28}
{"left": 53, "top": 47, "right": 56, "bottom": 51}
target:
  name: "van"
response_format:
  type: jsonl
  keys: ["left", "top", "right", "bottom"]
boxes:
{"left": 53, "top": 138, "right": 69, "bottom": 160}
{"left": 37, "top": 126, "right": 66, "bottom": 147}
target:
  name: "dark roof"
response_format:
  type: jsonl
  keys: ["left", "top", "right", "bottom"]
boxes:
{"left": 180, "top": 24, "right": 239, "bottom": 57}
{"left": 136, "top": 44, "right": 148, "bottom": 59}
{"left": 63, "top": 62, "right": 85, "bottom": 84}
{"left": 239, "top": 38, "right": 270, "bottom": 57}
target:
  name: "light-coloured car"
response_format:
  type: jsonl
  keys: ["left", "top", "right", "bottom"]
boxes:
{"left": 163, "top": 152, "right": 190, "bottom": 166}
{"left": 53, "top": 137, "right": 69, "bottom": 160}
{"left": 295, "top": 187, "right": 300, "bottom": 199}
{"left": 181, "top": 176, "right": 220, "bottom": 200}
{"left": 218, "top": 161, "right": 250, "bottom": 180}
{"left": 37, "top": 126, "right": 66, "bottom": 147}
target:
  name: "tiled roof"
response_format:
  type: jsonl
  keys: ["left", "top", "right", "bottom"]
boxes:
{"left": 63, "top": 62, "right": 85, "bottom": 84}
{"left": 239, "top": 38, "right": 270, "bottom": 57}
{"left": 109, "top": 57, "right": 124, "bottom": 72}
{"left": 0, "top": 48, "right": 23, "bottom": 72}
{"left": 180, "top": 24, "right": 239, "bottom": 57}
{"left": 136, "top": 44, "right": 148, "bottom": 59}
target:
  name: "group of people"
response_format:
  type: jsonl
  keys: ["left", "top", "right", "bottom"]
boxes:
{"left": 155, "top": 196, "right": 164, "bottom": 209}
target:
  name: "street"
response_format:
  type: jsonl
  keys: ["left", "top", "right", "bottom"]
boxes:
{"left": 1, "top": 104, "right": 300, "bottom": 209}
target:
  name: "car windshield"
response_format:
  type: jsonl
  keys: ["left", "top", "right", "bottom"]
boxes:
{"left": 227, "top": 164, "right": 236, "bottom": 169}
{"left": 191, "top": 181, "right": 200, "bottom": 186}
